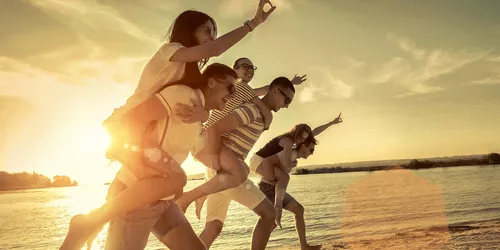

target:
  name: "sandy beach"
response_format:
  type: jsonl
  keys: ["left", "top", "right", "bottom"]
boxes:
{"left": 271, "top": 219, "right": 500, "bottom": 250}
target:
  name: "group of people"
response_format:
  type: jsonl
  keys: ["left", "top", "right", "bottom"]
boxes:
{"left": 60, "top": 1, "right": 343, "bottom": 249}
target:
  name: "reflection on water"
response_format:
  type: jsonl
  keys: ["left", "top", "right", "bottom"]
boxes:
{"left": 0, "top": 165, "right": 499, "bottom": 249}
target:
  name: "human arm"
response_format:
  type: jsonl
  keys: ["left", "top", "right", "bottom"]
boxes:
{"left": 312, "top": 112, "right": 343, "bottom": 137}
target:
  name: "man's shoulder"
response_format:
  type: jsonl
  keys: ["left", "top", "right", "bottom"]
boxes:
{"left": 237, "top": 102, "right": 261, "bottom": 115}
{"left": 158, "top": 85, "right": 195, "bottom": 99}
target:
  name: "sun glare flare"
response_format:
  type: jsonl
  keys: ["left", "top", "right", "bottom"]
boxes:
{"left": 80, "top": 126, "right": 111, "bottom": 153}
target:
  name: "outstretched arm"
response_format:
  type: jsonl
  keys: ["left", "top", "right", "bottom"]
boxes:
{"left": 312, "top": 112, "right": 343, "bottom": 137}
{"left": 253, "top": 74, "right": 308, "bottom": 97}
{"left": 170, "top": 0, "right": 276, "bottom": 62}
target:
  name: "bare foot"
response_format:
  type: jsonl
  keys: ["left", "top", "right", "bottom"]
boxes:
{"left": 301, "top": 244, "right": 322, "bottom": 250}
{"left": 195, "top": 196, "right": 207, "bottom": 220}
{"left": 275, "top": 206, "right": 283, "bottom": 229}
{"left": 60, "top": 214, "right": 102, "bottom": 250}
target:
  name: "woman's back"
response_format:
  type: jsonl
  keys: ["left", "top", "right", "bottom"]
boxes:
{"left": 256, "top": 135, "right": 288, "bottom": 158}
{"left": 113, "top": 43, "right": 186, "bottom": 119}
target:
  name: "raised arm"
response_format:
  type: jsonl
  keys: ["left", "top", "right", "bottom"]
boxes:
{"left": 312, "top": 112, "right": 343, "bottom": 137}
{"left": 170, "top": 0, "right": 276, "bottom": 63}
{"left": 253, "top": 73, "right": 308, "bottom": 97}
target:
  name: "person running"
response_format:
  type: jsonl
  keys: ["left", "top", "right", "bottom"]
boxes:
{"left": 174, "top": 56, "right": 306, "bottom": 214}
{"left": 189, "top": 77, "right": 296, "bottom": 250}
{"left": 248, "top": 113, "right": 343, "bottom": 250}
{"left": 102, "top": 63, "right": 236, "bottom": 250}
{"left": 60, "top": 1, "right": 276, "bottom": 248}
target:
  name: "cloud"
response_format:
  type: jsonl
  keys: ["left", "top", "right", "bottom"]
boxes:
{"left": 135, "top": 0, "right": 181, "bottom": 11}
{"left": 472, "top": 75, "right": 500, "bottom": 85}
{"left": 298, "top": 83, "right": 320, "bottom": 103}
{"left": 27, "top": 0, "right": 158, "bottom": 45}
{"left": 298, "top": 66, "right": 354, "bottom": 103}
{"left": 387, "top": 33, "right": 426, "bottom": 60}
{"left": 486, "top": 55, "right": 500, "bottom": 62}
{"left": 345, "top": 56, "right": 366, "bottom": 69}
{"left": 371, "top": 33, "right": 491, "bottom": 96}
{"left": 0, "top": 56, "right": 136, "bottom": 110}
{"left": 218, "top": 0, "right": 294, "bottom": 19}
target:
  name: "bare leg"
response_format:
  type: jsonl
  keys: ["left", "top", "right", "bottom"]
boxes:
{"left": 195, "top": 195, "right": 208, "bottom": 220}
{"left": 156, "top": 223, "right": 207, "bottom": 250}
{"left": 176, "top": 145, "right": 249, "bottom": 213}
{"left": 60, "top": 174, "right": 186, "bottom": 250}
{"left": 250, "top": 198, "right": 276, "bottom": 250}
{"left": 199, "top": 220, "right": 224, "bottom": 249}
{"left": 285, "top": 200, "right": 321, "bottom": 250}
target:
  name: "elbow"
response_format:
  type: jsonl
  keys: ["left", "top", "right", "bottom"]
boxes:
{"left": 207, "top": 126, "right": 222, "bottom": 139}
{"left": 211, "top": 43, "right": 226, "bottom": 57}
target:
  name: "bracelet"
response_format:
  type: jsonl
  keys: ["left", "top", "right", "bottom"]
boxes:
{"left": 244, "top": 20, "right": 255, "bottom": 32}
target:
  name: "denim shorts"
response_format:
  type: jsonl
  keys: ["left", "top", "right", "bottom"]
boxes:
{"left": 104, "top": 179, "right": 189, "bottom": 250}
{"left": 258, "top": 180, "right": 296, "bottom": 208}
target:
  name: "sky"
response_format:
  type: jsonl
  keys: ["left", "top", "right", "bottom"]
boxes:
{"left": 1, "top": 0, "right": 500, "bottom": 184}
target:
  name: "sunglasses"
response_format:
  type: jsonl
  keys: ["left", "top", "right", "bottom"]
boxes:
{"left": 277, "top": 88, "right": 292, "bottom": 105}
{"left": 236, "top": 63, "right": 257, "bottom": 71}
{"left": 215, "top": 78, "right": 236, "bottom": 95}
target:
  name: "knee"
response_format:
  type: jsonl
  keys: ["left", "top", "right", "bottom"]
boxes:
{"left": 220, "top": 168, "right": 248, "bottom": 189}
{"left": 192, "top": 240, "right": 207, "bottom": 250}
{"left": 233, "top": 168, "right": 249, "bottom": 186}
{"left": 260, "top": 205, "right": 276, "bottom": 225}
{"left": 293, "top": 203, "right": 304, "bottom": 217}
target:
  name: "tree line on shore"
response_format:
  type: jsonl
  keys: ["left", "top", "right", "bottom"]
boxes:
{"left": 0, "top": 171, "right": 78, "bottom": 191}
{"left": 294, "top": 153, "right": 500, "bottom": 175}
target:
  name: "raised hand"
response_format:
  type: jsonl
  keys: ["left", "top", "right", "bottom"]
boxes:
{"left": 252, "top": 0, "right": 277, "bottom": 27}
{"left": 332, "top": 112, "right": 343, "bottom": 124}
{"left": 291, "top": 74, "right": 307, "bottom": 86}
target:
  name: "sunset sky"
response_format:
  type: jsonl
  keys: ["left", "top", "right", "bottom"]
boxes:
{"left": 1, "top": 0, "right": 500, "bottom": 184}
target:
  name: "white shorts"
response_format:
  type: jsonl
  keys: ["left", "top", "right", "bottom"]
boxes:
{"left": 205, "top": 169, "right": 266, "bottom": 224}
{"left": 194, "top": 133, "right": 267, "bottom": 223}
{"left": 249, "top": 154, "right": 265, "bottom": 174}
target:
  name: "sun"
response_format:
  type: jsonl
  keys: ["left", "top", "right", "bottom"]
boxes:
{"left": 80, "top": 126, "right": 111, "bottom": 153}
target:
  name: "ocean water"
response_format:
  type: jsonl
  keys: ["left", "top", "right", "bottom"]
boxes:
{"left": 0, "top": 165, "right": 499, "bottom": 249}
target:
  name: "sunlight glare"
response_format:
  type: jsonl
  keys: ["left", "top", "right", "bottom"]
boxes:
{"left": 80, "top": 126, "right": 111, "bottom": 153}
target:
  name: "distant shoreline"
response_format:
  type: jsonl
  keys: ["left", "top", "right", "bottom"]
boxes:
{"left": 293, "top": 153, "right": 500, "bottom": 175}
{"left": 0, "top": 184, "right": 77, "bottom": 192}
{"left": 0, "top": 172, "right": 78, "bottom": 192}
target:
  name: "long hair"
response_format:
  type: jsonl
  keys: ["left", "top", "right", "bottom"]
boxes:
{"left": 163, "top": 10, "right": 218, "bottom": 90}
{"left": 282, "top": 124, "right": 312, "bottom": 144}
{"left": 295, "top": 134, "right": 318, "bottom": 150}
